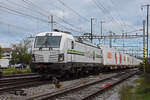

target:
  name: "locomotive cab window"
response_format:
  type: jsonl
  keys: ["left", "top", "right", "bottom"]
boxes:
{"left": 71, "top": 41, "right": 74, "bottom": 49}
{"left": 35, "top": 36, "right": 62, "bottom": 48}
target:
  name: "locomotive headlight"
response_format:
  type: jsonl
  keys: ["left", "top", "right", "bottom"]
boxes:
{"left": 58, "top": 53, "right": 64, "bottom": 62}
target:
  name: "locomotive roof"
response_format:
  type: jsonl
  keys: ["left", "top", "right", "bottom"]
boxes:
{"left": 36, "top": 31, "right": 74, "bottom": 39}
{"left": 36, "top": 31, "right": 71, "bottom": 36}
{"left": 36, "top": 31, "right": 99, "bottom": 48}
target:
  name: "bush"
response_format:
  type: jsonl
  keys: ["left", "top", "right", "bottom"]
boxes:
{"left": 1, "top": 67, "right": 31, "bottom": 75}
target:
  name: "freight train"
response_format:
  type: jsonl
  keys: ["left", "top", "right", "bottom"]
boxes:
{"left": 31, "top": 30, "right": 142, "bottom": 77}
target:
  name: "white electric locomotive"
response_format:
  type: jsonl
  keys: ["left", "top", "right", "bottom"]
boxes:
{"left": 31, "top": 30, "right": 142, "bottom": 77}
{"left": 31, "top": 30, "right": 103, "bottom": 77}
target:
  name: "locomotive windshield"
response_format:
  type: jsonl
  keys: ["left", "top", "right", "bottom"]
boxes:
{"left": 35, "top": 36, "right": 61, "bottom": 48}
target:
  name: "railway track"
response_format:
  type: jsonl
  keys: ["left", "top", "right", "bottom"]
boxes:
{"left": 0, "top": 74, "right": 40, "bottom": 83}
{"left": 0, "top": 70, "right": 118, "bottom": 95}
{"left": 2, "top": 73, "right": 39, "bottom": 78}
{"left": 0, "top": 73, "right": 42, "bottom": 94}
{"left": 26, "top": 69, "right": 139, "bottom": 100}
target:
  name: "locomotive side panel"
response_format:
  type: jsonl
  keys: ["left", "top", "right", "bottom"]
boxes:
{"left": 66, "top": 40, "right": 103, "bottom": 65}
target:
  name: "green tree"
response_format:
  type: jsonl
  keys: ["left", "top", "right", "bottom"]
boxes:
{"left": 10, "top": 39, "right": 32, "bottom": 65}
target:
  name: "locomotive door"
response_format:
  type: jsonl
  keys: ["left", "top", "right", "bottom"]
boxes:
{"left": 67, "top": 39, "right": 73, "bottom": 62}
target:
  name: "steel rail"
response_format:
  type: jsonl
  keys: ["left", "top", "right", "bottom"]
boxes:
{"left": 2, "top": 73, "right": 39, "bottom": 78}
{"left": 26, "top": 72, "right": 125, "bottom": 100}
{"left": 82, "top": 71, "right": 139, "bottom": 100}
{"left": 26, "top": 69, "right": 139, "bottom": 100}
{"left": 0, "top": 75, "right": 42, "bottom": 94}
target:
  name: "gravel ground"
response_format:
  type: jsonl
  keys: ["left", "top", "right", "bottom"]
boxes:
{"left": 54, "top": 73, "right": 123, "bottom": 100}
{"left": 93, "top": 75, "right": 139, "bottom": 100}
{"left": 0, "top": 73, "right": 116, "bottom": 100}
{"left": 0, "top": 79, "right": 81, "bottom": 100}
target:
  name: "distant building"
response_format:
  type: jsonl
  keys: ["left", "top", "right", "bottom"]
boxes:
{"left": 0, "top": 48, "right": 12, "bottom": 68}
{"left": 2, "top": 48, "right": 12, "bottom": 59}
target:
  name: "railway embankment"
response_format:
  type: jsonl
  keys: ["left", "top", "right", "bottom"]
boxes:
{"left": 119, "top": 71, "right": 150, "bottom": 100}
{"left": 101, "top": 66, "right": 149, "bottom": 100}
{"left": 90, "top": 70, "right": 139, "bottom": 100}
{"left": 97, "top": 66, "right": 150, "bottom": 100}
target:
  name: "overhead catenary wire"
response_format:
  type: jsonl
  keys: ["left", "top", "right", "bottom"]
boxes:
{"left": 0, "top": 0, "right": 85, "bottom": 34}
{"left": 21, "top": 0, "right": 49, "bottom": 17}
{"left": 108, "top": 0, "right": 137, "bottom": 31}
{"left": 5, "top": 0, "right": 48, "bottom": 18}
{"left": 21, "top": 0, "right": 86, "bottom": 33}
{"left": 92, "top": 0, "right": 116, "bottom": 31}
{"left": 0, "top": 2, "right": 52, "bottom": 36}
{"left": 4, "top": 0, "right": 78, "bottom": 29}
{"left": 92, "top": 0, "right": 142, "bottom": 49}
{"left": 107, "top": 0, "right": 126, "bottom": 28}
{"left": 0, "top": 4, "right": 49, "bottom": 23}
{"left": 92, "top": 0, "right": 123, "bottom": 31}
{"left": 55, "top": 16, "right": 86, "bottom": 32}
{"left": 0, "top": 8, "right": 49, "bottom": 30}
{"left": 57, "top": 0, "right": 90, "bottom": 22}
{"left": 55, "top": 22, "right": 83, "bottom": 34}
{"left": 0, "top": 3, "right": 84, "bottom": 34}
{"left": 0, "top": 8, "right": 82, "bottom": 35}
{"left": 0, "top": 21, "right": 31, "bottom": 31}
{"left": 97, "top": 0, "right": 123, "bottom": 27}
{"left": 0, "top": 29, "right": 29, "bottom": 36}
{"left": 1, "top": 1, "right": 142, "bottom": 36}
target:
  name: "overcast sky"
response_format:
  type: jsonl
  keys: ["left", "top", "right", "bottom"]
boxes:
{"left": 0, "top": 0, "right": 149, "bottom": 55}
